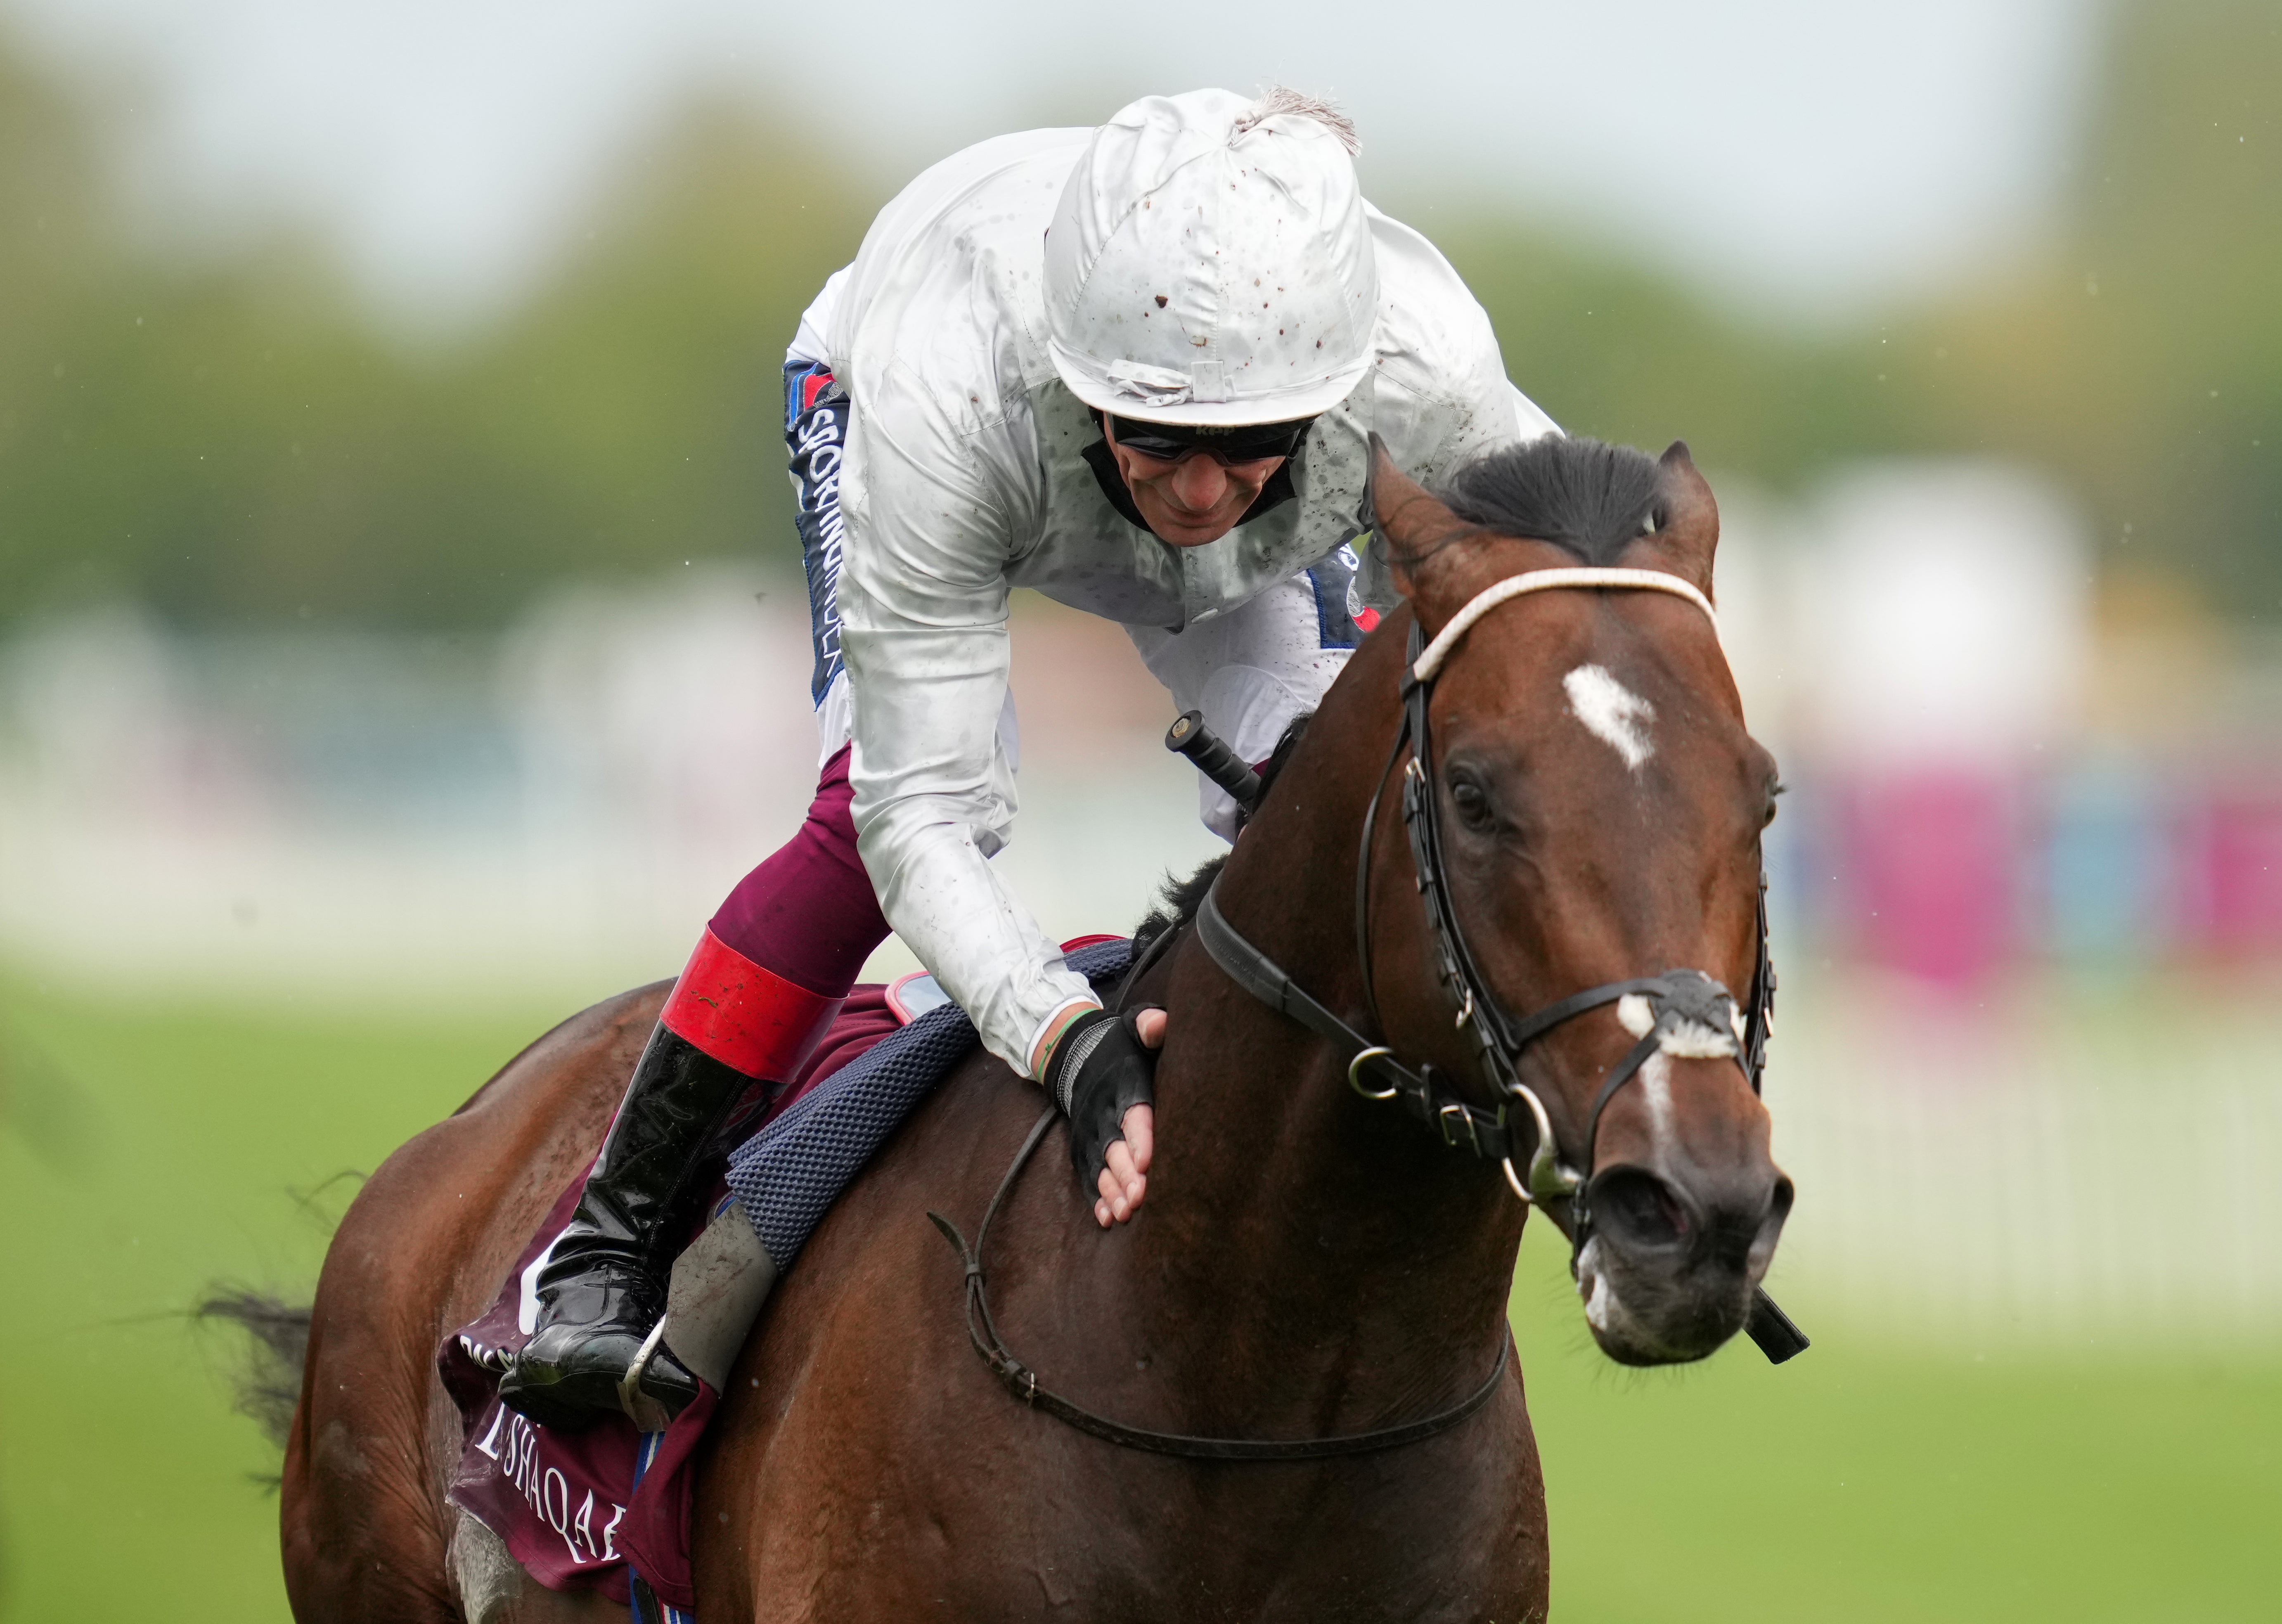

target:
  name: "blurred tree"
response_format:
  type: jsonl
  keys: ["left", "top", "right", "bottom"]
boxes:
{"left": 453, "top": 103, "right": 877, "bottom": 611}
{"left": 0, "top": 0, "right": 2275, "bottom": 630}
{"left": 1432, "top": 220, "right": 1914, "bottom": 492}
{"left": 1446, "top": 0, "right": 2282, "bottom": 616}
{"left": 0, "top": 51, "right": 873, "bottom": 630}
{"left": 1907, "top": 0, "right": 2282, "bottom": 615}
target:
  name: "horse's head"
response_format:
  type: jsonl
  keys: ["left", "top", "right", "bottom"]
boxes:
{"left": 1368, "top": 434, "right": 1792, "bottom": 1366}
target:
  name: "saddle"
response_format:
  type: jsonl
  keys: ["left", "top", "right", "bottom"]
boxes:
{"left": 436, "top": 940, "right": 1134, "bottom": 1621}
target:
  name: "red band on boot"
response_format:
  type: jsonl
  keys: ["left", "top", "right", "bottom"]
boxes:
{"left": 660, "top": 929, "right": 844, "bottom": 1081}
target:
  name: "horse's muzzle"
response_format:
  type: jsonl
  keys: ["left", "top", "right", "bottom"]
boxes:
{"left": 1573, "top": 1162, "right": 1794, "bottom": 1366}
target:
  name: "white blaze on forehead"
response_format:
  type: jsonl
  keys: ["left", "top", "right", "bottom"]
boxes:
{"left": 1562, "top": 664, "right": 1657, "bottom": 770}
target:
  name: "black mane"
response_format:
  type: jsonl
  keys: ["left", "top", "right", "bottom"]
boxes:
{"left": 1132, "top": 852, "right": 1227, "bottom": 958}
{"left": 1435, "top": 436, "right": 1663, "bottom": 564}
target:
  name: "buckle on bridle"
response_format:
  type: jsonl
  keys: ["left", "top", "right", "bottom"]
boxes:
{"left": 1437, "top": 1101, "right": 1481, "bottom": 1153}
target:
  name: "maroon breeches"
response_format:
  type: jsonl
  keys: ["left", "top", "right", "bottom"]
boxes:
{"left": 705, "top": 745, "right": 890, "bottom": 1003}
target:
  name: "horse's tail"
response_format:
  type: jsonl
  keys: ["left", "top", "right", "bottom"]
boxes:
{"left": 196, "top": 1288, "right": 312, "bottom": 1472}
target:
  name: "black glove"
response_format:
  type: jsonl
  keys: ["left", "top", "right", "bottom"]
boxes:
{"left": 1042, "top": 1006, "right": 1160, "bottom": 1191}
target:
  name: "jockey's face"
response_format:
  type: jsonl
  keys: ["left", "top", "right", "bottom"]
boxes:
{"left": 1103, "top": 417, "right": 1287, "bottom": 548}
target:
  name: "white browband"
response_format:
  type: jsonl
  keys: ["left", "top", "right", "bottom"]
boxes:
{"left": 1411, "top": 567, "right": 1719, "bottom": 682}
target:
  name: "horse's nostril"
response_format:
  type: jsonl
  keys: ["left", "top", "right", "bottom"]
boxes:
{"left": 1592, "top": 1168, "right": 1690, "bottom": 1250}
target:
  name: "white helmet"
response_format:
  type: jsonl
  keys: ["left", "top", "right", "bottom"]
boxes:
{"left": 1044, "top": 88, "right": 1378, "bottom": 428}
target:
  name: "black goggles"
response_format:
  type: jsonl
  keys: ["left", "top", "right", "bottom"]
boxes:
{"left": 1103, "top": 413, "right": 1315, "bottom": 464}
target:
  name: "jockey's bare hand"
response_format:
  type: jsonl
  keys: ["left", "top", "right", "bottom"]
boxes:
{"left": 1094, "top": 1008, "right": 1164, "bottom": 1227}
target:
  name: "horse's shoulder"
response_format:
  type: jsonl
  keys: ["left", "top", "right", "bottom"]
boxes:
{"left": 894, "top": 1041, "right": 1045, "bottom": 1170}
{"left": 701, "top": 1038, "right": 1046, "bottom": 1532}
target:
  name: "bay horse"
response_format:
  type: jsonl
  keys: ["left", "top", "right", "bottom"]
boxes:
{"left": 275, "top": 436, "right": 1791, "bottom": 1622}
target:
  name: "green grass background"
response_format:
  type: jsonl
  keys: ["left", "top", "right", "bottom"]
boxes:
{"left": 2, "top": 975, "right": 2275, "bottom": 1622}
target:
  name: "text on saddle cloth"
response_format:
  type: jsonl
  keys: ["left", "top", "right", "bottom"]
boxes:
{"left": 441, "top": 940, "right": 1136, "bottom": 1612}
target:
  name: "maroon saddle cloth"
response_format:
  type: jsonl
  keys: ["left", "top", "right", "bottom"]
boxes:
{"left": 435, "top": 982, "right": 909, "bottom": 1614}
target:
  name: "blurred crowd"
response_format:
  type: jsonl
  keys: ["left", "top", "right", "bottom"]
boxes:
{"left": 6, "top": 455, "right": 2277, "bottom": 999}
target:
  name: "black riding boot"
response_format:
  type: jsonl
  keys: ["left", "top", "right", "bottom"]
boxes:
{"left": 498, "top": 1022, "right": 754, "bottom": 1430}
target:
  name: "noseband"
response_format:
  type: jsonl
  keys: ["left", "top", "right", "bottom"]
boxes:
{"left": 1198, "top": 565, "right": 1778, "bottom": 1268}
{"left": 933, "top": 567, "right": 1798, "bottom": 1461}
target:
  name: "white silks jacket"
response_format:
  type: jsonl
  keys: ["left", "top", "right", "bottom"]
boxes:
{"left": 819, "top": 123, "right": 1558, "bottom": 1076}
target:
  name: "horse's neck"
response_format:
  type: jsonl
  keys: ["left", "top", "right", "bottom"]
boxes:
{"left": 1127, "top": 659, "right": 1527, "bottom": 1411}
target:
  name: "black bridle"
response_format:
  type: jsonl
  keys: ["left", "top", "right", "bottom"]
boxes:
{"left": 1200, "top": 611, "right": 1804, "bottom": 1363}
{"left": 928, "top": 1104, "right": 1513, "bottom": 1462}
{"left": 931, "top": 582, "right": 1802, "bottom": 1463}
{"left": 929, "top": 916, "right": 1515, "bottom": 1461}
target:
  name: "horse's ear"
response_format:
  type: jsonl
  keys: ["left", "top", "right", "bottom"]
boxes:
{"left": 1644, "top": 440, "right": 1720, "bottom": 596}
{"left": 1370, "top": 434, "right": 1472, "bottom": 600}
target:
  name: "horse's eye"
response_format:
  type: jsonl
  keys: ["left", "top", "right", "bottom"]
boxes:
{"left": 1449, "top": 774, "right": 1494, "bottom": 831}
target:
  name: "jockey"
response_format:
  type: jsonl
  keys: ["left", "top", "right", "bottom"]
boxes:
{"left": 501, "top": 87, "right": 1557, "bottom": 1430}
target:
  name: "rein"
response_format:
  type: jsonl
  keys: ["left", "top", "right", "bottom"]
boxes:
{"left": 928, "top": 1109, "right": 1512, "bottom": 1461}
{"left": 1377, "top": 590, "right": 1771, "bottom": 1238}
{"left": 929, "top": 563, "right": 1798, "bottom": 1462}
{"left": 1202, "top": 565, "right": 1801, "bottom": 1363}
{"left": 1215, "top": 567, "right": 1770, "bottom": 1229}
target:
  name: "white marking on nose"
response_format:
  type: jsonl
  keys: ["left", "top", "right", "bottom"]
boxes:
{"left": 1563, "top": 664, "right": 1656, "bottom": 769}
{"left": 1638, "top": 1053, "right": 1676, "bottom": 1150}
{"left": 1612, "top": 996, "right": 1742, "bottom": 1164}
{"left": 1579, "top": 1240, "right": 1621, "bottom": 1333}
{"left": 1584, "top": 1270, "right": 1616, "bottom": 1333}
{"left": 1619, "top": 992, "right": 1739, "bottom": 1061}
{"left": 1613, "top": 997, "right": 1675, "bottom": 1151}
